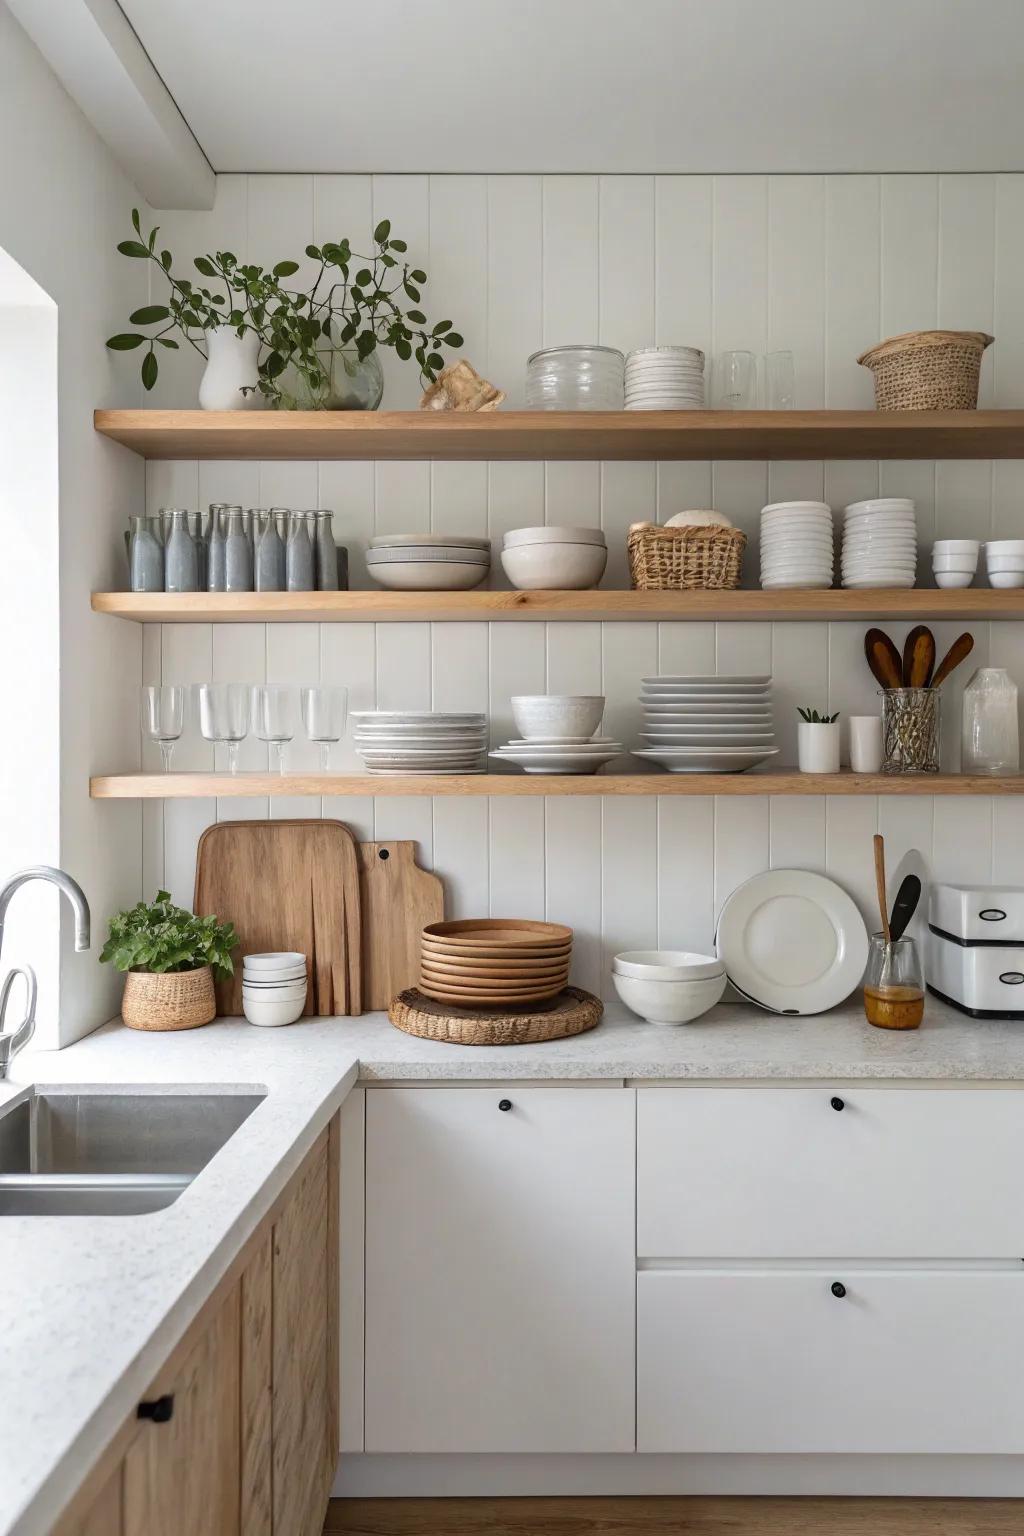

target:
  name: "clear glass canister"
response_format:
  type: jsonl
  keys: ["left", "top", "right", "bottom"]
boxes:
{"left": 526, "top": 345, "right": 624, "bottom": 410}
{"left": 880, "top": 687, "right": 940, "bottom": 774}
{"left": 863, "top": 934, "right": 924, "bottom": 1030}
{"left": 961, "top": 667, "right": 1020, "bottom": 774}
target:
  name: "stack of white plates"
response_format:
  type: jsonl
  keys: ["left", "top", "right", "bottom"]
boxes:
{"left": 760, "top": 501, "right": 834, "bottom": 590}
{"left": 366, "top": 534, "right": 491, "bottom": 591}
{"left": 624, "top": 347, "right": 705, "bottom": 410}
{"left": 353, "top": 711, "right": 488, "bottom": 775}
{"left": 242, "top": 951, "right": 308, "bottom": 1027}
{"left": 489, "top": 737, "right": 626, "bottom": 775}
{"left": 632, "top": 675, "right": 779, "bottom": 774}
{"left": 841, "top": 498, "right": 917, "bottom": 589}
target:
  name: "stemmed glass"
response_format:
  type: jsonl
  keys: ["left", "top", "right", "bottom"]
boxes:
{"left": 302, "top": 686, "right": 348, "bottom": 770}
{"left": 252, "top": 685, "right": 296, "bottom": 774}
{"left": 198, "top": 683, "right": 249, "bottom": 775}
{"left": 141, "top": 685, "right": 184, "bottom": 771}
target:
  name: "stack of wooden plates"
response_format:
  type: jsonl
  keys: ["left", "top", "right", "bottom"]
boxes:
{"left": 419, "top": 919, "right": 573, "bottom": 1006}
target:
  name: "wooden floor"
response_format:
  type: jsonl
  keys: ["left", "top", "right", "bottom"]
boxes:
{"left": 324, "top": 1496, "right": 1023, "bottom": 1536}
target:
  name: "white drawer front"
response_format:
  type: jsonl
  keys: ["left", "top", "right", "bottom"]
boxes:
{"left": 638, "top": 1086, "right": 1024, "bottom": 1258}
{"left": 638, "top": 1269, "right": 1024, "bottom": 1454}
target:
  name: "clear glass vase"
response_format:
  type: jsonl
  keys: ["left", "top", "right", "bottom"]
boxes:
{"left": 277, "top": 344, "right": 384, "bottom": 412}
{"left": 961, "top": 667, "right": 1020, "bottom": 775}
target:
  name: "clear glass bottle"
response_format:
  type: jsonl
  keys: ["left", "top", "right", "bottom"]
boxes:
{"left": 863, "top": 934, "right": 924, "bottom": 1030}
{"left": 164, "top": 507, "right": 198, "bottom": 593}
{"left": 255, "top": 508, "right": 286, "bottom": 592}
{"left": 128, "top": 513, "right": 164, "bottom": 592}
{"left": 224, "top": 505, "right": 253, "bottom": 592}
{"left": 207, "top": 503, "right": 227, "bottom": 592}
{"left": 314, "top": 509, "right": 338, "bottom": 591}
{"left": 241, "top": 507, "right": 255, "bottom": 562}
{"left": 962, "top": 667, "right": 1020, "bottom": 775}
{"left": 188, "top": 509, "right": 207, "bottom": 590}
{"left": 286, "top": 510, "right": 315, "bottom": 591}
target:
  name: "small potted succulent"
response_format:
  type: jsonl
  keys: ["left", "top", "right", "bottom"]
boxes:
{"left": 100, "top": 890, "right": 236, "bottom": 1032}
{"left": 797, "top": 707, "right": 841, "bottom": 774}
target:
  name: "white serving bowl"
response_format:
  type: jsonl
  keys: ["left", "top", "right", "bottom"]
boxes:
{"left": 242, "top": 993, "right": 307, "bottom": 1027}
{"left": 367, "top": 559, "right": 489, "bottom": 591}
{"left": 612, "top": 970, "right": 727, "bottom": 1024}
{"left": 511, "top": 694, "right": 605, "bottom": 740}
{"left": 501, "top": 542, "right": 608, "bottom": 590}
{"left": 613, "top": 949, "right": 725, "bottom": 982}
{"left": 988, "top": 572, "right": 1024, "bottom": 588}
{"left": 504, "top": 525, "right": 605, "bottom": 548}
{"left": 934, "top": 572, "right": 975, "bottom": 588}
{"left": 986, "top": 540, "right": 1024, "bottom": 558}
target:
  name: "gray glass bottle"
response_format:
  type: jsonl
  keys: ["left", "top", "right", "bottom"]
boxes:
{"left": 242, "top": 507, "right": 255, "bottom": 563}
{"left": 207, "top": 504, "right": 227, "bottom": 592}
{"left": 314, "top": 510, "right": 339, "bottom": 591}
{"left": 129, "top": 513, "right": 164, "bottom": 592}
{"left": 286, "top": 510, "right": 315, "bottom": 591}
{"left": 188, "top": 510, "right": 208, "bottom": 590}
{"left": 255, "top": 508, "right": 286, "bottom": 592}
{"left": 224, "top": 506, "right": 253, "bottom": 592}
{"left": 164, "top": 508, "right": 198, "bottom": 593}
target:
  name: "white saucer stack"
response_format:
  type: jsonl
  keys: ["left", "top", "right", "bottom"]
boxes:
{"left": 633, "top": 675, "right": 779, "bottom": 774}
{"left": 759, "top": 501, "right": 834, "bottom": 590}
{"left": 624, "top": 347, "right": 705, "bottom": 410}
{"left": 353, "top": 711, "right": 488, "bottom": 775}
{"left": 841, "top": 498, "right": 917, "bottom": 589}
{"left": 490, "top": 737, "right": 625, "bottom": 775}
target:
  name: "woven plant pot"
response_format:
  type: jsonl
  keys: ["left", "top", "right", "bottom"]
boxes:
{"left": 628, "top": 524, "right": 745, "bottom": 591}
{"left": 122, "top": 965, "right": 216, "bottom": 1032}
{"left": 857, "top": 330, "right": 993, "bottom": 411}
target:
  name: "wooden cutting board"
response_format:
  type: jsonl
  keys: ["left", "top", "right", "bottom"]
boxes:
{"left": 194, "top": 819, "right": 362, "bottom": 1017}
{"left": 358, "top": 841, "right": 444, "bottom": 1011}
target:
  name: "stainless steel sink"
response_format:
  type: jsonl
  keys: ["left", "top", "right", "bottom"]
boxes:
{"left": 0, "top": 1089, "right": 264, "bottom": 1215}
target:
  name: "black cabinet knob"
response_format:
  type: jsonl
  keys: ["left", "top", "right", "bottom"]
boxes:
{"left": 830, "top": 1281, "right": 847, "bottom": 1299}
{"left": 138, "top": 1393, "right": 174, "bottom": 1423}
{"left": 498, "top": 1099, "right": 512, "bottom": 1112}
{"left": 830, "top": 1096, "right": 845, "bottom": 1112}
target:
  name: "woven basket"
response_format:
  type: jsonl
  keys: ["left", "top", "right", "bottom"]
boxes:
{"left": 857, "top": 330, "right": 993, "bottom": 411}
{"left": 122, "top": 965, "right": 216, "bottom": 1032}
{"left": 628, "top": 524, "right": 745, "bottom": 591}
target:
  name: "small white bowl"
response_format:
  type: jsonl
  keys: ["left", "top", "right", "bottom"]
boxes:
{"left": 242, "top": 976, "right": 307, "bottom": 992}
{"left": 242, "top": 994, "right": 307, "bottom": 1027}
{"left": 933, "top": 540, "right": 980, "bottom": 557}
{"left": 985, "top": 555, "right": 1024, "bottom": 572}
{"left": 367, "top": 559, "right": 489, "bottom": 591}
{"left": 503, "top": 525, "right": 605, "bottom": 548}
{"left": 501, "top": 542, "right": 608, "bottom": 590}
{"left": 613, "top": 971, "right": 727, "bottom": 1025}
{"left": 934, "top": 571, "right": 975, "bottom": 589}
{"left": 988, "top": 571, "right": 1024, "bottom": 589}
{"left": 986, "top": 540, "right": 1024, "bottom": 558}
{"left": 613, "top": 949, "right": 725, "bottom": 982}
{"left": 244, "top": 951, "right": 305, "bottom": 971}
{"left": 243, "top": 982, "right": 307, "bottom": 1002}
{"left": 511, "top": 695, "right": 605, "bottom": 741}
{"left": 932, "top": 557, "right": 979, "bottom": 573}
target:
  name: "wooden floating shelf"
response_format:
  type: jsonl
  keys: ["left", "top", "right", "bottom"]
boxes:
{"left": 92, "top": 409, "right": 1024, "bottom": 462}
{"left": 90, "top": 771, "right": 1024, "bottom": 799}
{"left": 92, "top": 587, "right": 1024, "bottom": 624}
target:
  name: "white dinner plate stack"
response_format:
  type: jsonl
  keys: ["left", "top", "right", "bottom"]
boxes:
{"left": 759, "top": 501, "right": 834, "bottom": 590}
{"left": 352, "top": 711, "right": 488, "bottom": 775}
{"left": 632, "top": 675, "right": 779, "bottom": 774}
{"left": 366, "top": 534, "right": 491, "bottom": 591}
{"left": 841, "top": 498, "right": 917, "bottom": 589}
{"left": 624, "top": 347, "right": 705, "bottom": 410}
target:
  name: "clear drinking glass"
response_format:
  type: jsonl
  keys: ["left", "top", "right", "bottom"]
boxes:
{"left": 712, "top": 350, "right": 757, "bottom": 409}
{"left": 141, "top": 685, "right": 184, "bottom": 770}
{"left": 765, "top": 350, "right": 795, "bottom": 409}
{"left": 252, "top": 685, "right": 296, "bottom": 774}
{"left": 198, "top": 683, "right": 249, "bottom": 775}
{"left": 302, "top": 686, "right": 348, "bottom": 770}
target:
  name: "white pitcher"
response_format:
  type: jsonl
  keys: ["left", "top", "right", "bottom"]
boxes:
{"left": 198, "top": 328, "right": 261, "bottom": 411}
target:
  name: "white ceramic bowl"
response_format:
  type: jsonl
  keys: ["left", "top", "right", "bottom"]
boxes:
{"left": 367, "top": 559, "right": 489, "bottom": 591}
{"left": 244, "top": 951, "right": 305, "bottom": 971}
{"left": 933, "top": 540, "right": 980, "bottom": 557}
{"left": 612, "top": 970, "right": 727, "bottom": 1024}
{"left": 934, "top": 572, "right": 975, "bottom": 588}
{"left": 242, "top": 993, "right": 307, "bottom": 1027}
{"left": 503, "top": 526, "right": 605, "bottom": 548}
{"left": 988, "top": 572, "right": 1024, "bottom": 588}
{"left": 932, "top": 554, "right": 979, "bottom": 571}
{"left": 613, "top": 949, "right": 725, "bottom": 982}
{"left": 242, "top": 981, "right": 307, "bottom": 1001}
{"left": 242, "top": 968, "right": 307, "bottom": 985}
{"left": 985, "top": 555, "right": 1024, "bottom": 572}
{"left": 986, "top": 540, "right": 1024, "bottom": 558}
{"left": 511, "top": 694, "right": 605, "bottom": 740}
{"left": 501, "top": 542, "right": 608, "bottom": 590}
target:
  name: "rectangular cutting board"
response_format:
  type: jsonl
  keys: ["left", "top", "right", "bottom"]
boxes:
{"left": 358, "top": 841, "right": 444, "bottom": 1011}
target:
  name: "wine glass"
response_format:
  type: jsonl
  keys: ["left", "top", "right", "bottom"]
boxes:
{"left": 141, "top": 685, "right": 184, "bottom": 771}
{"left": 302, "top": 686, "right": 348, "bottom": 771}
{"left": 198, "top": 683, "right": 249, "bottom": 775}
{"left": 252, "top": 685, "right": 296, "bottom": 774}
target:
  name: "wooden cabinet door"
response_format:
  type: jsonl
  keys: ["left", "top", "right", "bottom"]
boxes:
{"left": 364, "top": 1087, "right": 636, "bottom": 1453}
{"left": 123, "top": 1286, "right": 241, "bottom": 1536}
{"left": 67, "top": 1465, "right": 123, "bottom": 1536}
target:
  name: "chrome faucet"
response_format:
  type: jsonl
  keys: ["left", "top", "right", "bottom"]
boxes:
{"left": 0, "top": 866, "right": 91, "bottom": 1078}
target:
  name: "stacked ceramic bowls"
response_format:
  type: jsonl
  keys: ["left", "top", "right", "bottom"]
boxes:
{"left": 612, "top": 950, "right": 727, "bottom": 1025}
{"left": 242, "top": 952, "right": 307, "bottom": 1027}
{"left": 932, "top": 539, "right": 980, "bottom": 588}
{"left": 841, "top": 498, "right": 917, "bottom": 588}
{"left": 760, "top": 501, "right": 834, "bottom": 590}
{"left": 492, "top": 693, "right": 625, "bottom": 775}
{"left": 420, "top": 919, "right": 573, "bottom": 1006}
{"left": 633, "top": 675, "right": 779, "bottom": 774}
{"left": 526, "top": 346, "right": 624, "bottom": 410}
{"left": 366, "top": 534, "right": 490, "bottom": 591}
{"left": 353, "top": 711, "right": 488, "bottom": 775}
{"left": 624, "top": 347, "right": 705, "bottom": 410}
{"left": 501, "top": 526, "right": 608, "bottom": 590}
{"left": 985, "top": 540, "right": 1024, "bottom": 589}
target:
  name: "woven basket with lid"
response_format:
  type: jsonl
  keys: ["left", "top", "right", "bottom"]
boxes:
{"left": 857, "top": 330, "right": 993, "bottom": 411}
{"left": 627, "top": 523, "right": 745, "bottom": 591}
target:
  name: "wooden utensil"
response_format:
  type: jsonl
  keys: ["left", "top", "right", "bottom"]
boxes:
{"left": 358, "top": 841, "right": 444, "bottom": 1011}
{"left": 888, "top": 874, "right": 923, "bottom": 943}
{"left": 864, "top": 628, "right": 904, "bottom": 690}
{"left": 872, "top": 833, "right": 891, "bottom": 943}
{"left": 931, "top": 632, "right": 975, "bottom": 689}
{"left": 902, "top": 625, "right": 935, "bottom": 688}
{"left": 194, "top": 819, "right": 362, "bottom": 1016}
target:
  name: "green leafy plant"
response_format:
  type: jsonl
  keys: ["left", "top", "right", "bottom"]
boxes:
{"left": 100, "top": 890, "right": 236, "bottom": 978}
{"left": 797, "top": 707, "right": 840, "bottom": 724}
{"left": 107, "top": 209, "right": 463, "bottom": 404}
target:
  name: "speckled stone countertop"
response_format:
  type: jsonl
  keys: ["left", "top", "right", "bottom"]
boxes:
{"left": 4, "top": 995, "right": 1024, "bottom": 1535}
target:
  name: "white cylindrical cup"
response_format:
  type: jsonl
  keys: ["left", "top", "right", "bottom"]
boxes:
{"left": 797, "top": 720, "right": 840, "bottom": 774}
{"left": 849, "top": 715, "right": 883, "bottom": 773}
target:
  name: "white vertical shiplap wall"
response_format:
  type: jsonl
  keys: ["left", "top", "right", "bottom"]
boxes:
{"left": 136, "top": 172, "right": 1024, "bottom": 1002}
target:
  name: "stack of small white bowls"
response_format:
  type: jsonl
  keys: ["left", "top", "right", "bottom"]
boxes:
{"left": 759, "top": 501, "right": 834, "bottom": 590}
{"left": 624, "top": 347, "right": 705, "bottom": 410}
{"left": 612, "top": 950, "right": 727, "bottom": 1025}
{"left": 932, "top": 539, "right": 980, "bottom": 588}
{"left": 353, "top": 711, "right": 488, "bottom": 775}
{"left": 841, "top": 498, "right": 917, "bottom": 589}
{"left": 242, "top": 952, "right": 307, "bottom": 1027}
{"left": 501, "top": 526, "right": 608, "bottom": 590}
{"left": 984, "top": 540, "right": 1024, "bottom": 589}
{"left": 491, "top": 694, "right": 625, "bottom": 775}
{"left": 366, "top": 534, "right": 490, "bottom": 591}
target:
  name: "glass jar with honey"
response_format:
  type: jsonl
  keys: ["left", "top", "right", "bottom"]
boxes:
{"left": 863, "top": 934, "right": 924, "bottom": 1030}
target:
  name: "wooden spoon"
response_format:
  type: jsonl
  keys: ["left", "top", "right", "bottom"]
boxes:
{"left": 873, "top": 834, "right": 891, "bottom": 943}
{"left": 864, "top": 628, "right": 904, "bottom": 691}
{"left": 902, "top": 625, "right": 936, "bottom": 688}
{"left": 931, "top": 632, "right": 975, "bottom": 690}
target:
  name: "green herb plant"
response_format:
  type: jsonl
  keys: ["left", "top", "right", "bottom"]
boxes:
{"left": 100, "top": 890, "right": 236, "bottom": 978}
{"left": 107, "top": 210, "right": 463, "bottom": 405}
{"left": 797, "top": 707, "right": 840, "bottom": 724}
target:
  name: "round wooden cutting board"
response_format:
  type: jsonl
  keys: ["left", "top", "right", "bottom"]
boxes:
{"left": 388, "top": 986, "right": 603, "bottom": 1046}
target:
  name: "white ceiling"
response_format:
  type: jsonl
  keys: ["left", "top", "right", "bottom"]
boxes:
{"left": 116, "top": 0, "right": 1024, "bottom": 175}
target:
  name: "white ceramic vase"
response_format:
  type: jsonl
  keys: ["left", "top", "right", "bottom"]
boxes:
{"left": 798, "top": 720, "right": 840, "bottom": 774}
{"left": 198, "top": 328, "right": 261, "bottom": 411}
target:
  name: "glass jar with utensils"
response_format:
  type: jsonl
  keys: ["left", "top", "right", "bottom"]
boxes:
{"left": 526, "top": 345, "right": 624, "bottom": 410}
{"left": 880, "top": 687, "right": 940, "bottom": 774}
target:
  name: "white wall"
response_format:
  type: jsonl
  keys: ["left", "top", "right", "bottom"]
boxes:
{"left": 131, "top": 171, "right": 1024, "bottom": 1003}
{"left": 0, "top": 3, "right": 147, "bottom": 1045}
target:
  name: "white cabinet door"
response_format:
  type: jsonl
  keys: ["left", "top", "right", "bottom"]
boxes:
{"left": 365, "top": 1086, "right": 635, "bottom": 1452}
{"left": 638, "top": 1269, "right": 1024, "bottom": 1454}
{"left": 638, "top": 1086, "right": 1024, "bottom": 1258}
